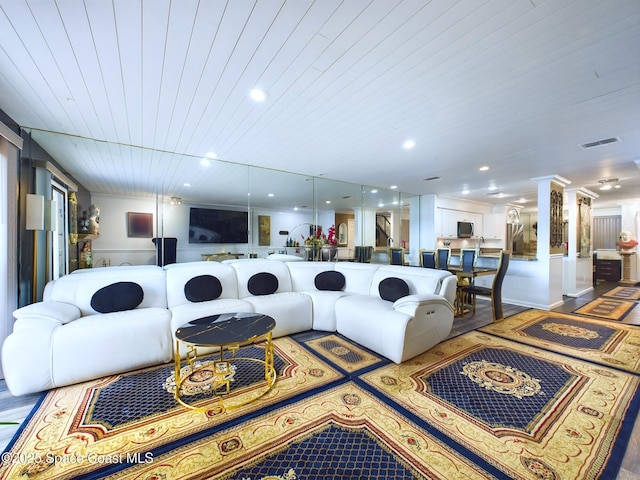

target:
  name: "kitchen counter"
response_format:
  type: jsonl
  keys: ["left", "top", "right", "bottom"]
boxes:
{"left": 449, "top": 248, "right": 536, "bottom": 261}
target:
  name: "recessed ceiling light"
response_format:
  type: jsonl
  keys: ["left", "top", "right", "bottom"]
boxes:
{"left": 488, "top": 185, "right": 497, "bottom": 191}
{"left": 268, "top": 193, "right": 274, "bottom": 197}
{"left": 206, "top": 151, "right": 217, "bottom": 159}
{"left": 462, "top": 189, "right": 470, "bottom": 195}
{"left": 183, "top": 183, "right": 191, "bottom": 187}
{"left": 390, "top": 185, "right": 397, "bottom": 189}
{"left": 371, "top": 189, "right": 378, "bottom": 194}
{"left": 479, "top": 166, "right": 489, "bottom": 171}
{"left": 518, "top": 198, "right": 527, "bottom": 203}
{"left": 403, "top": 140, "right": 416, "bottom": 149}
{"left": 325, "top": 200, "right": 331, "bottom": 204}
{"left": 200, "top": 158, "right": 211, "bottom": 167}
{"left": 378, "top": 202, "right": 384, "bottom": 207}
{"left": 249, "top": 88, "right": 268, "bottom": 102}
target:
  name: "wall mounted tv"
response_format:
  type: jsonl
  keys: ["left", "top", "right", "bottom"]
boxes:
{"left": 188, "top": 208, "right": 248, "bottom": 244}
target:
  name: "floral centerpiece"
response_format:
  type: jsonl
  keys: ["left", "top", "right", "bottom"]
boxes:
{"left": 326, "top": 224, "right": 337, "bottom": 247}
{"left": 301, "top": 226, "right": 339, "bottom": 261}
{"left": 303, "top": 226, "right": 327, "bottom": 247}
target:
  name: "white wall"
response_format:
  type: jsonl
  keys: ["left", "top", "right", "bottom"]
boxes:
{"left": 89, "top": 194, "right": 329, "bottom": 265}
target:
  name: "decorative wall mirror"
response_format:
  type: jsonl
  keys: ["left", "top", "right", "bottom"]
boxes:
{"left": 338, "top": 223, "right": 347, "bottom": 245}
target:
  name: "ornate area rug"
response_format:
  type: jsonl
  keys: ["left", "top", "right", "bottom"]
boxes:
{"left": 104, "top": 382, "right": 494, "bottom": 480}
{"left": 574, "top": 297, "right": 637, "bottom": 321}
{"left": 3, "top": 331, "right": 640, "bottom": 479}
{"left": 0, "top": 337, "right": 343, "bottom": 480}
{"left": 479, "top": 310, "right": 640, "bottom": 373}
{"left": 303, "top": 334, "right": 382, "bottom": 372}
{"left": 362, "top": 331, "right": 640, "bottom": 480}
{"left": 603, "top": 286, "right": 640, "bottom": 301}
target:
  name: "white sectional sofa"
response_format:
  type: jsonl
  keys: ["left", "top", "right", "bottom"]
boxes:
{"left": 2, "top": 259, "right": 456, "bottom": 396}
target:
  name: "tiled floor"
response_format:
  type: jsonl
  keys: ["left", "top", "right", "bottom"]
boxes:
{"left": 1, "top": 281, "right": 639, "bottom": 478}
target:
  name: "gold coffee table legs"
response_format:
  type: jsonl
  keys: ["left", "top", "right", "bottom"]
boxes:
{"left": 172, "top": 333, "right": 276, "bottom": 412}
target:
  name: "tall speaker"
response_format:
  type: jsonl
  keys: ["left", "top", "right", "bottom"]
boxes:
{"left": 152, "top": 237, "right": 177, "bottom": 266}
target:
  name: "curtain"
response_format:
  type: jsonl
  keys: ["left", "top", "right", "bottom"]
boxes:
{"left": 593, "top": 216, "right": 621, "bottom": 250}
{"left": 0, "top": 134, "right": 20, "bottom": 379}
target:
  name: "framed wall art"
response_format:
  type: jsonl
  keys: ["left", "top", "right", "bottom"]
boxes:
{"left": 258, "top": 215, "right": 271, "bottom": 246}
{"left": 127, "top": 212, "right": 153, "bottom": 238}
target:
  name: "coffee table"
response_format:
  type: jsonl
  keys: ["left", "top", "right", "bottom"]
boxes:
{"left": 172, "top": 312, "right": 276, "bottom": 411}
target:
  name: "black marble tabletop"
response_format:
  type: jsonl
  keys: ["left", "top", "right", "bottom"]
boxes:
{"left": 175, "top": 312, "right": 276, "bottom": 346}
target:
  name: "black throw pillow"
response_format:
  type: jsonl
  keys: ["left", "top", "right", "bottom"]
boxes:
{"left": 91, "top": 281, "right": 144, "bottom": 313}
{"left": 378, "top": 277, "right": 410, "bottom": 302}
{"left": 314, "top": 271, "right": 346, "bottom": 291}
{"left": 184, "top": 275, "right": 223, "bottom": 302}
{"left": 248, "top": 272, "right": 279, "bottom": 296}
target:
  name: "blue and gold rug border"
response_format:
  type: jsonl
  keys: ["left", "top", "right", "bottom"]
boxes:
{"left": 480, "top": 309, "right": 640, "bottom": 374}
{"left": 573, "top": 297, "right": 637, "bottom": 321}
{"left": 95, "top": 381, "right": 502, "bottom": 480}
{"left": 361, "top": 330, "right": 640, "bottom": 480}
{"left": 298, "top": 332, "right": 388, "bottom": 374}
{"left": 4, "top": 329, "right": 640, "bottom": 480}
{"left": 603, "top": 286, "right": 640, "bottom": 301}
{"left": 0, "top": 337, "right": 347, "bottom": 480}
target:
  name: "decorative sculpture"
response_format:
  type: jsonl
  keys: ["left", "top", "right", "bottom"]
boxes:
{"left": 617, "top": 231, "right": 638, "bottom": 251}
{"left": 89, "top": 204, "right": 100, "bottom": 235}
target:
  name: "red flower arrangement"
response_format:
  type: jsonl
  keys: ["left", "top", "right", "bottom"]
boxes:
{"left": 327, "top": 224, "right": 337, "bottom": 246}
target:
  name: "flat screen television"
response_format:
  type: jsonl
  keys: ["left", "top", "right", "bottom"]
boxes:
{"left": 188, "top": 207, "right": 248, "bottom": 244}
{"left": 457, "top": 221, "right": 474, "bottom": 238}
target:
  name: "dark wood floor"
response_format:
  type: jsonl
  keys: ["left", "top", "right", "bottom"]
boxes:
{"left": 2, "top": 281, "right": 640, "bottom": 478}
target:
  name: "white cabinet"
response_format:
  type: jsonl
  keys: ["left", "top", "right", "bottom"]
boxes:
{"left": 482, "top": 213, "right": 505, "bottom": 239}
{"left": 438, "top": 209, "right": 481, "bottom": 238}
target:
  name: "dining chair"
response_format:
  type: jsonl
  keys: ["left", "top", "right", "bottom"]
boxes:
{"left": 388, "top": 247, "right": 405, "bottom": 265}
{"left": 436, "top": 248, "right": 450, "bottom": 270}
{"left": 460, "top": 248, "right": 477, "bottom": 272}
{"left": 457, "top": 248, "right": 478, "bottom": 308}
{"left": 459, "top": 250, "right": 511, "bottom": 322}
{"left": 354, "top": 246, "right": 374, "bottom": 263}
{"left": 419, "top": 249, "right": 437, "bottom": 268}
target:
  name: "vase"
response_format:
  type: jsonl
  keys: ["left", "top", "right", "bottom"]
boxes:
{"left": 321, "top": 245, "right": 338, "bottom": 261}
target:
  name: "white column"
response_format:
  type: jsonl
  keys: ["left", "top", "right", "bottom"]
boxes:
{"left": 353, "top": 207, "right": 376, "bottom": 246}
{"left": 526, "top": 175, "right": 571, "bottom": 309}
{"left": 564, "top": 187, "right": 598, "bottom": 296}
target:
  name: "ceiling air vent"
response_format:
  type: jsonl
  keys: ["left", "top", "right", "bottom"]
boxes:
{"left": 580, "top": 137, "right": 620, "bottom": 149}
{"left": 422, "top": 176, "right": 441, "bottom": 181}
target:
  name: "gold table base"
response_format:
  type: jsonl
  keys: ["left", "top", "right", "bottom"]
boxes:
{"left": 173, "top": 332, "right": 276, "bottom": 412}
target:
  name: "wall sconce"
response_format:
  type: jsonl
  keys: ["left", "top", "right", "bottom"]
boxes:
{"left": 26, "top": 193, "right": 44, "bottom": 230}
{"left": 26, "top": 194, "right": 56, "bottom": 231}
{"left": 26, "top": 193, "right": 56, "bottom": 303}
{"left": 598, "top": 178, "right": 620, "bottom": 191}
{"left": 170, "top": 197, "right": 182, "bottom": 205}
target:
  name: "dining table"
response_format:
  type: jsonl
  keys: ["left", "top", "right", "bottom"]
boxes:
{"left": 447, "top": 265, "right": 498, "bottom": 316}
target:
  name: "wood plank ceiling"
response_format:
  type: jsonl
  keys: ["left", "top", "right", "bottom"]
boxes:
{"left": 0, "top": 0, "right": 638, "bottom": 207}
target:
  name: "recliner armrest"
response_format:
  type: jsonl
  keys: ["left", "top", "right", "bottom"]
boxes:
{"left": 393, "top": 294, "right": 454, "bottom": 315}
{"left": 13, "top": 301, "right": 81, "bottom": 325}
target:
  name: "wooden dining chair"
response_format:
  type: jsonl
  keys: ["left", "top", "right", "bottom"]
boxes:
{"left": 459, "top": 250, "right": 511, "bottom": 322}
{"left": 460, "top": 248, "right": 477, "bottom": 271}
{"left": 436, "top": 248, "right": 450, "bottom": 270}
{"left": 419, "top": 249, "right": 437, "bottom": 268}
{"left": 388, "top": 247, "right": 405, "bottom": 265}
{"left": 354, "top": 246, "right": 374, "bottom": 263}
{"left": 457, "top": 248, "right": 478, "bottom": 308}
